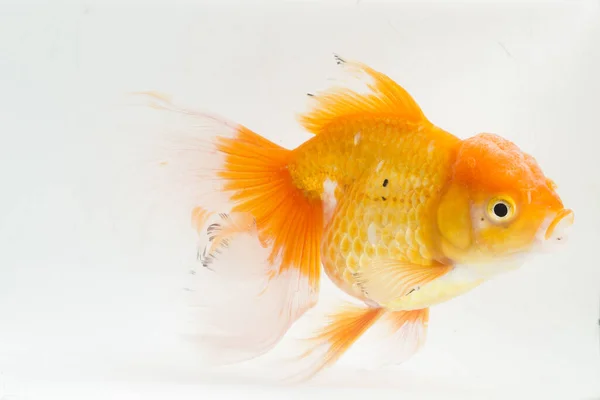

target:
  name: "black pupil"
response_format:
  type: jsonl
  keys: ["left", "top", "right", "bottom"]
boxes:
{"left": 493, "top": 202, "right": 509, "bottom": 218}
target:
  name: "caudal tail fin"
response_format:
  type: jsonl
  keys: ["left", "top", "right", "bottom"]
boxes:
{"left": 137, "top": 92, "right": 324, "bottom": 364}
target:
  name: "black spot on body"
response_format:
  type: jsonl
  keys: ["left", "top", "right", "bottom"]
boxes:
{"left": 381, "top": 196, "right": 387, "bottom": 201}
{"left": 383, "top": 179, "right": 389, "bottom": 187}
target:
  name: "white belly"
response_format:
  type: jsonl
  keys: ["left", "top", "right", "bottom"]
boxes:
{"left": 384, "top": 259, "right": 524, "bottom": 311}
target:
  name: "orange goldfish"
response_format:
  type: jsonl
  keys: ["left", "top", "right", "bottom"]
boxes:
{"left": 140, "top": 54, "right": 574, "bottom": 381}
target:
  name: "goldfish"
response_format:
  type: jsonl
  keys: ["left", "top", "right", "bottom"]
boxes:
{"left": 139, "top": 54, "right": 574, "bottom": 381}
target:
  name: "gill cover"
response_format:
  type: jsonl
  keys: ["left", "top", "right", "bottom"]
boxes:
{"left": 437, "top": 183, "right": 472, "bottom": 253}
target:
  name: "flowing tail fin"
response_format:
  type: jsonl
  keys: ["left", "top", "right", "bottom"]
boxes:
{"left": 137, "top": 92, "right": 324, "bottom": 364}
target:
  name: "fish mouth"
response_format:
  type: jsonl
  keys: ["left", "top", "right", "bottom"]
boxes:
{"left": 544, "top": 208, "right": 574, "bottom": 242}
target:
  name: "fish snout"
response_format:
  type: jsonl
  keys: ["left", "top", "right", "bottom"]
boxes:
{"left": 544, "top": 208, "right": 574, "bottom": 243}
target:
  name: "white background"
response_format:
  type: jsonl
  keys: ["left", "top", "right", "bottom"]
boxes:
{"left": 1, "top": 0, "right": 599, "bottom": 399}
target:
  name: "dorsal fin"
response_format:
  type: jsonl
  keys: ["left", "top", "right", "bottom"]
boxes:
{"left": 298, "top": 54, "right": 430, "bottom": 135}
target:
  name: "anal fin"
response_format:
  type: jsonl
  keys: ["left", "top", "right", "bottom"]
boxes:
{"left": 277, "top": 304, "right": 429, "bottom": 382}
{"left": 284, "top": 303, "right": 385, "bottom": 382}
{"left": 355, "top": 308, "right": 430, "bottom": 370}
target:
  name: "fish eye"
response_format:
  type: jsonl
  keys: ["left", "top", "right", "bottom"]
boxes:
{"left": 493, "top": 202, "right": 508, "bottom": 217}
{"left": 487, "top": 197, "right": 516, "bottom": 223}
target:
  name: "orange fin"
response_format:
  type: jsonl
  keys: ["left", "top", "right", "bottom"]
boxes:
{"left": 137, "top": 92, "right": 324, "bottom": 364}
{"left": 191, "top": 206, "right": 214, "bottom": 233}
{"left": 351, "top": 308, "right": 430, "bottom": 370}
{"left": 280, "top": 305, "right": 429, "bottom": 382}
{"left": 354, "top": 260, "right": 452, "bottom": 307}
{"left": 298, "top": 54, "right": 430, "bottom": 135}
{"left": 286, "top": 303, "right": 385, "bottom": 382}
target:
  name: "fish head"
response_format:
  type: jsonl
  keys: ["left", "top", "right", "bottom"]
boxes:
{"left": 436, "top": 133, "right": 573, "bottom": 265}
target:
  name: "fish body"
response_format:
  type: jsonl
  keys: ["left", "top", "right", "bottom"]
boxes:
{"left": 141, "top": 55, "right": 574, "bottom": 381}
{"left": 289, "top": 112, "right": 460, "bottom": 310}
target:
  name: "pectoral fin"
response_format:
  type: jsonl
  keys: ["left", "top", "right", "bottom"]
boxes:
{"left": 354, "top": 260, "right": 452, "bottom": 307}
